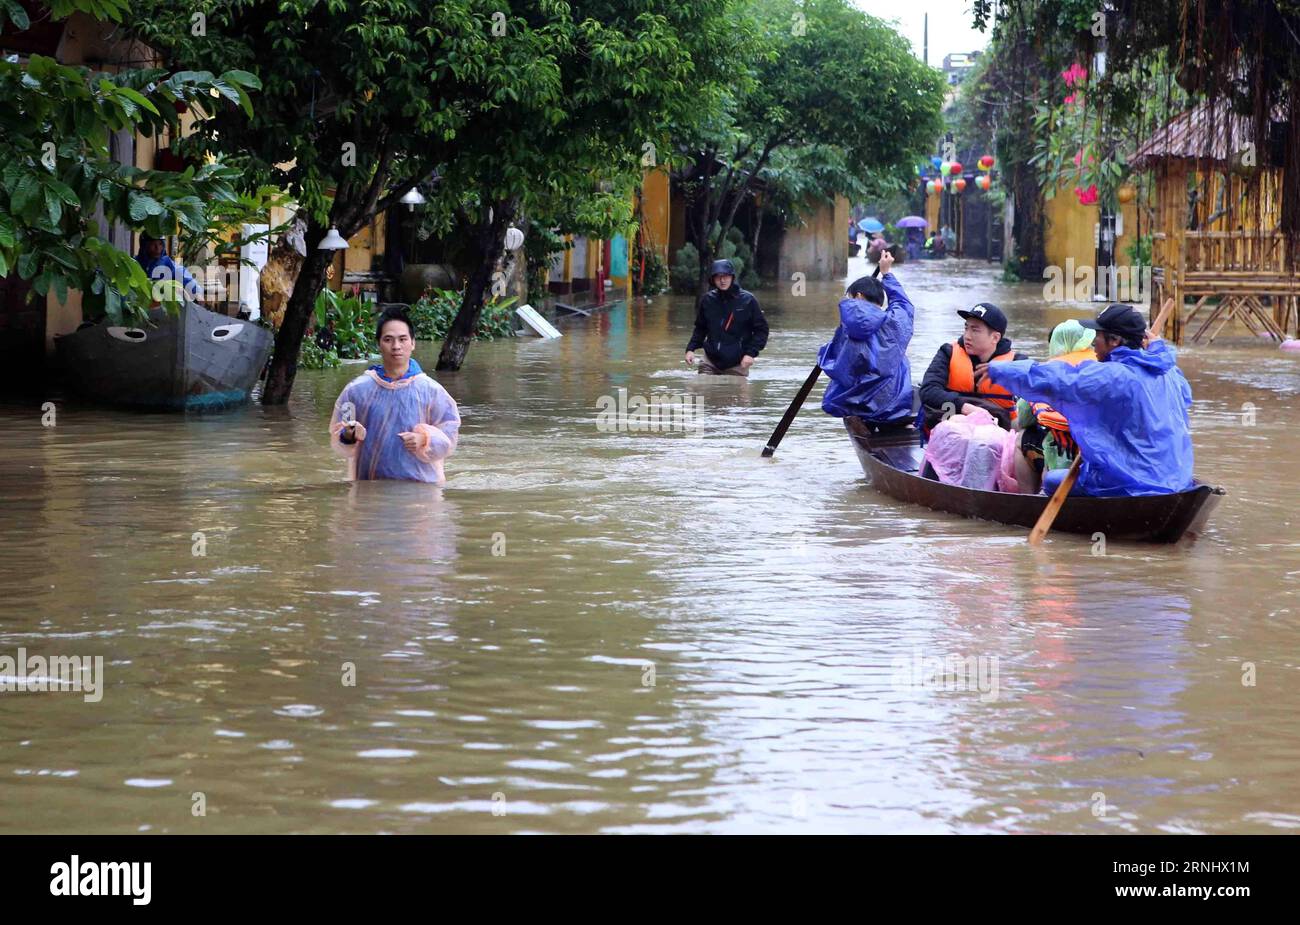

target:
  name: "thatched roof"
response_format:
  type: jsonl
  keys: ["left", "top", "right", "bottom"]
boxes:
{"left": 1130, "top": 100, "right": 1281, "bottom": 170}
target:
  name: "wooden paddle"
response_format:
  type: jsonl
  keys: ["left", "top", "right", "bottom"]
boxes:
{"left": 1027, "top": 297, "right": 1177, "bottom": 543}
{"left": 761, "top": 364, "right": 822, "bottom": 457}
{"left": 1028, "top": 455, "right": 1081, "bottom": 544}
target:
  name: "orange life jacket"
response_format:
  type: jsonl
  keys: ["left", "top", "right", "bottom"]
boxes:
{"left": 947, "top": 340, "right": 1016, "bottom": 409}
{"left": 1029, "top": 348, "right": 1096, "bottom": 453}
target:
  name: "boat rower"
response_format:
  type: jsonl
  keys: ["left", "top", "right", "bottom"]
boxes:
{"left": 985, "top": 303, "right": 1194, "bottom": 497}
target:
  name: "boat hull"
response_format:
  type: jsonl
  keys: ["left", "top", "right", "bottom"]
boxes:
{"left": 55, "top": 302, "right": 273, "bottom": 411}
{"left": 844, "top": 416, "right": 1224, "bottom": 543}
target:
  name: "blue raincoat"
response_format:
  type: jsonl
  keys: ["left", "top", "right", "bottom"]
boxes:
{"left": 330, "top": 358, "right": 461, "bottom": 484}
{"left": 986, "top": 341, "right": 1194, "bottom": 496}
{"left": 817, "top": 274, "right": 915, "bottom": 423}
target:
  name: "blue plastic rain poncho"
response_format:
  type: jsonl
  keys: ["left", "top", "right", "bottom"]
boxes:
{"left": 987, "top": 341, "right": 1194, "bottom": 496}
{"left": 135, "top": 247, "right": 204, "bottom": 300}
{"left": 329, "top": 358, "right": 461, "bottom": 484}
{"left": 817, "top": 274, "right": 915, "bottom": 423}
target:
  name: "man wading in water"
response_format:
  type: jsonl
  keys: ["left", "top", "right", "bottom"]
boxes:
{"left": 330, "top": 306, "right": 461, "bottom": 484}
{"left": 684, "top": 259, "right": 769, "bottom": 376}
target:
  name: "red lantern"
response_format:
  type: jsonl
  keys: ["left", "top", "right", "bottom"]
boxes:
{"left": 953, "top": 178, "right": 967, "bottom": 193}
{"left": 949, "top": 161, "right": 963, "bottom": 176}
{"left": 978, "top": 155, "right": 995, "bottom": 171}
{"left": 975, "top": 175, "right": 991, "bottom": 191}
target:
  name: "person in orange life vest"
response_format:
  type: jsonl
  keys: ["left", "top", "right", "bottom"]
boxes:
{"left": 918, "top": 303, "right": 1028, "bottom": 430}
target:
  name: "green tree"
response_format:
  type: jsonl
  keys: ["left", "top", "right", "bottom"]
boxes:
{"left": 672, "top": 0, "right": 944, "bottom": 293}
{"left": 420, "top": 1, "right": 736, "bottom": 370}
{"left": 132, "top": 0, "right": 502, "bottom": 401}
{"left": 1, "top": 0, "right": 264, "bottom": 325}
{"left": 134, "top": 0, "right": 739, "bottom": 391}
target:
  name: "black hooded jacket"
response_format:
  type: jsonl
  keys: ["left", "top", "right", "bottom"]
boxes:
{"left": 685, "top": 284, "right": 769, "bottom": 369}
{"left": 918, "top": 335, "right": 1028, "bottom": 428}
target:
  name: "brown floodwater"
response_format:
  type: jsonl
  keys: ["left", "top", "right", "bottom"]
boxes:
{"left": 2, "top": 255, "right": 1299, "bottom": 834}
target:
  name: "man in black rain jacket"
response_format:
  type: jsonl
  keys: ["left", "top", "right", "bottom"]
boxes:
{"left": 685, "top": 259, "right": 769, "bottom": 376}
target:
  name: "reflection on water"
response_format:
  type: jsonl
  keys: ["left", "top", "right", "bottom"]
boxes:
{"left": 2, "top": 257, "right": 1300, "bottom": 833}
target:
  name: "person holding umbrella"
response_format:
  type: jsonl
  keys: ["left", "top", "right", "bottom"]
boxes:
{"left": 896, "top": 215, "right": 928, "bottom": 262}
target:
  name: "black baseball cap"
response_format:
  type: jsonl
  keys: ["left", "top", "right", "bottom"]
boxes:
{"left": 957, "top": 302, "right": 1007, "bottom": 335}
{"left": 1081, "top": 303, "right": 1147, "bottom": 338}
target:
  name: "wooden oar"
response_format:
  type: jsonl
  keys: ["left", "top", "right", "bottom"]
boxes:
{"left": 1029, "top": 455, "right": 1081, "bottom": 544}
{"left": 1149, "top": 297, "right": 1175, "bottom": 342}
{"left": 761, "top": 364, "right": 822, "bottom": 457}
{"left": 1027, "top": 297, "right": 1178, "bottom": 543}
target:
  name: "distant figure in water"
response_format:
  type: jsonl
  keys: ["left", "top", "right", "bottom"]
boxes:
{"left": 330, "top": 306, "right": 460, "bottom": 484}
{"left": 685, "top": 258, "right": 769, "bottom": 376}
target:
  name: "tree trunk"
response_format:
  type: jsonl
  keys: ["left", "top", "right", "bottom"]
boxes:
{"left": 262, "top": 220, "right": 330, "bottom": 405}
{"left": 436, "top": 197, "right": 518, "bottom": 371}
{"left": 696, "top": 239, "right": 713, "bottom": 299}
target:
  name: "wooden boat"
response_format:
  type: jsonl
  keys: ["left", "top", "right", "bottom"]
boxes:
{"left": 55, "top": 301, "right": 273, "bottom": 411}
{"left": 844, "top": 416, "right": 1225, "bottom": 542}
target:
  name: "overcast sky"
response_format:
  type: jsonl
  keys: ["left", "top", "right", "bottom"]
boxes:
{"left": 855, "top": 0, "right": 991, "bottom": 66}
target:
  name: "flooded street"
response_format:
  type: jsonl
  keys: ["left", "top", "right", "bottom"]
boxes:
{"left": 3, "top": 255, "right": 1299, "bottom": 834}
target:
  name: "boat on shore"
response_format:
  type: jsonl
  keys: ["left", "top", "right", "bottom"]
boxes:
{"left": 55, "top": 301, "right": 274, "bottom": 411}
{"left": 843, "top": 416, "right": 1225, "bottom": 542}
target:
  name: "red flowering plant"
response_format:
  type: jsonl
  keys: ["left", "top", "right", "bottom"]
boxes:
{"left": 1030, "top": 62, "right": 1129, "bottom": 212}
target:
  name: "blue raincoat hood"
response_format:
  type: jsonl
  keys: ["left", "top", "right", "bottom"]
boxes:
{"left": 817, "top": 275, "right": 915, "bottom": 423}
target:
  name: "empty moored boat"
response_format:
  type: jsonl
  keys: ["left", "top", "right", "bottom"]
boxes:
{"left": 55, "top": 301, "right": 274, "bottom": 411}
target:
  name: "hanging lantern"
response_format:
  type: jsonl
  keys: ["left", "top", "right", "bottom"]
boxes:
{"left": 953, "top": 178, "right": 967, "bottom": 193}
{"left": 949, "top": 161, "right": 964, "bottom": 176}
{"left": 975, "top": 175, "right": 991, "bottom": 191}
{"left": 978, "top": 155, "right": 995, "bottom": 171}
{"left": 504, "top": 225, "right": 525, "bottom": 251}
{"left": 399, "top": 187, "right": 426, "bottom": 211}
{"left": 939, "top": 161, "right": 953, "bottom": 177}
{"left": 1117, "top": 184, "right": 1136, "bottom": 204}
{"left": 317, "top": 227, "right": 349, "bottom": 250}
{"left": 931, "top": 155, "right": 943, "bottom": 170}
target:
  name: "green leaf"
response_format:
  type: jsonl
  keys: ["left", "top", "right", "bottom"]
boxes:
{"left": 117, "top": 86, "right": 160, "bottom": 116}
{"left": 220, "top": 69, "right": 262, "bottom": 90}
{"left": 45, "top": 187, "right": 62, "bottom": 226}
{"left": 2, "top": 0, "right": 30, "bottom": 31}
{"left": 47, "top": 177, "right": 81, "bottom": 207}
{"left": 12, "top": 175, "right": 41, "bottom": 216}
{"left": 16, "top": 251, "right": 37, "bottom": 279}
{"left": 128, "top": 192, "right": 164, "bottom": 221}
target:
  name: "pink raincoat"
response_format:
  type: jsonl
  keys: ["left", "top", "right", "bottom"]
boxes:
{"left": 922, "top": 407, "right": 1009, "bottom": 491}
{"left": 329, "top": 365, "right": 460, "bottom": 484}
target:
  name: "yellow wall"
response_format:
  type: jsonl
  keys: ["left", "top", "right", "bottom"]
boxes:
{"left": 925, "top": 189, "right": 941, "bottom": 233}
{"left": 1044, "top": 184, "right": 1139, "bottom": 272}
{"left": 639, "top": 169, "right": 671, "bottom": 264}
{"left": 778, "top": 195, "right": 848, "bottom": 280}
